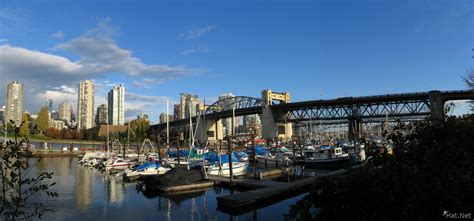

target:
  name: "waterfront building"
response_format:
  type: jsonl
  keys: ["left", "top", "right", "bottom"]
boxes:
{"left": 77, "top": 80, "right": 95, "bottom": 129}
{"left": 173, "top": 104, "right": 181, "bottom": 120}
{"left": 218, "top": 93, "right": 239, "bottom": 137}
{"left": 95, "top": 104, "right": 107, "bottom": 125}
{"left": 108, "top": 84, "right": 125, "bottom": 125}
{"left": 137, "top": 113, "right": 149, "bottom": 120}
{"left": 45, "top": 99, "right": 53, "bottom": 112}
{"left": 50, "top": 119, "right": 66, "bottom": 130}
{"left": 243, "top": 114, "right": 262, "bottom": 136}
{"left": 5, "top": 81, "right": 24, "bottom": 126}
{"left": 0, "top": 105, "right": 4, "bottom": 128}
{"left": 51, "top": 110, "right": 60, "bottom": 120}
{"left": 59, "top": 103, "right": 72, "bottom": 124}
{"left": 180, "top": 93, "right": 201, "bottom": 119}
{"left": 159, "top": 113, "right": 173, "bottom": 124}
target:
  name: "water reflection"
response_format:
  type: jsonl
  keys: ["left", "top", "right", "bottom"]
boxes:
{"left": 26, "top": 157, "right": 304, "bottom": 221}
{"left": 104, "top": 175, "right": 125, "bottom": 205}
{"left": 74, "top": 164, "right": 92, "bottom": 208}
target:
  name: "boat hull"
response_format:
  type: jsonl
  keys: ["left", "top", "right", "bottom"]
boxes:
{"left": 207, "top": 162, "right": 248, "bottom": 177}
{"left": 296, "top": 155, "right": 355, "bottom": 169}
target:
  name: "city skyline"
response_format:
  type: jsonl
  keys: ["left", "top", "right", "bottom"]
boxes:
{"left": 0, "top": 0, "right": 472, "bottom": 123}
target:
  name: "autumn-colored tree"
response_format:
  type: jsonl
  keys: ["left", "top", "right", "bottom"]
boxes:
{"left": 19, "top": 112, "right": 30, "bottom": 137}
{"left": 45, "top": 128, "right": 62, "bottom": 139}
{"left": 63, "top": 129, "right": 74, "bottom": 139}
{"left": 36, "top": 107, "right": 50, "bottom": 135}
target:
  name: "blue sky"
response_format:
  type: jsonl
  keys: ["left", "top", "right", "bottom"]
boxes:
{"left": 0, "top": 0, "right": 472, "bottom": 123}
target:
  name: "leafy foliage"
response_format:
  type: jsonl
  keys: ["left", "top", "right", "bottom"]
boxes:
{"left": 45, "top": 128, "right": 61, "bottom": 139}
{"left": 0, "top": 120, "right": 58, "bottom": 220}
{"left": 129, "top": 118, "right": 150, "bottom": 141}
{"left": 287, "top": 116, "right": 474, "bottom": 220}
{"left": 63, "top": 129, "right": 74, "bottom": 139}
{"left": 464, "top": 69, "right": 474, "bottom": 111}
{"left": 19, "top": 113, "right": 29, "bottom": 137}
{"left": 36, "top": 107, "right": 49, "bottom": 135}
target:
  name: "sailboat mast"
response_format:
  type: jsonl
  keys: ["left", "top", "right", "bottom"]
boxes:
{"left": 166, "top": 99, "right": 169, "bottom": 149}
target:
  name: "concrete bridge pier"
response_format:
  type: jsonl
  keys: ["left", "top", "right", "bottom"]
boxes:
{"left": 260, "top": 107, "right": 293, "bottom": 141}
{"left": 429, "top": 90, "right": 444, "bottom": 124}
{"left": 196, "top": 117, "right": 223, "bottom": 142}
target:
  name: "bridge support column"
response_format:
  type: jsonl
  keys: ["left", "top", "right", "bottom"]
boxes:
{"left": 196, "top": 118, "right": 223, "bottom": 142}
{"left": 260, "top": 107, "right": 293, "bottom": 141}
{"left": 348, "top": 118, "right": 363, "bottom": 142}
{"left": 429, "top": 90, "right": 444, "bottom": 124}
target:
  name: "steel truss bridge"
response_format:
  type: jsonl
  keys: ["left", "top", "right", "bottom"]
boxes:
{"left": 150, "top": 90, "right": 474, "bottom": 134}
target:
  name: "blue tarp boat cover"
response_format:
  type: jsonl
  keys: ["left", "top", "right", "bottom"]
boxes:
{"left": 167, "top": 149, "right": 190, "bottom": 157}
{"left": 235, "top": 151, "right": 248, "bottom": 159}
{"left": 256, "top": 146, "right": 266, "bottom": 155}
{"left": 206, "top": 152, "right": 240, "bottom": 164}
{"left": 136, "top": 162, "right": 160, "bottom": 170}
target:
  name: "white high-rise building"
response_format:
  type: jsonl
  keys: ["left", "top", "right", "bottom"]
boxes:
{"left": 108, "top": 84, "right": 125, "bottom": 125}
{"left": 59, "top": 103, "right": 72, "bottom": 124}
{"left": 6, "top": 81, "right": 24, "bottom": 126}
{"left": 77, "top": 80, "right": 95, "bottom": 129}
{"left": 219, "top": 93, "right": 236, "bottom": 137}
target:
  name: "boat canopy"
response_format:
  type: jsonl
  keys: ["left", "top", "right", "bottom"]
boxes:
{"left": 256, "top": 146, "right": 266, "bottom": 155}
{"left": 207, "top": 152, "right": 240, "bottom": 164}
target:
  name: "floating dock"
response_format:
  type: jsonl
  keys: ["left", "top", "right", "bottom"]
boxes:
{"left": 159, "top": 181, "right": 215, "bottom": 192}
{"left": 213, "top": 168, "right": 350, "bottom": 215}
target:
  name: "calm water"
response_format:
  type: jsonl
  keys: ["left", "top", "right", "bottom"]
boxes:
{"left": 26, "top": 157, "right": 305, "bottom": 221}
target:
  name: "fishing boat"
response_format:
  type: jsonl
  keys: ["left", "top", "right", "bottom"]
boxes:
{"left": 255, "top": 146, "right": 292, "bottom": 166}
{"left": 124, "top": 162, "right": 170, "bottom": 180}
{"left": 297, "top": 146, "right": 353, "bottom": 168}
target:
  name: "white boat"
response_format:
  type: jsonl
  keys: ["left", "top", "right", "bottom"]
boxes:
{"left": 298, "top": 146, "right": 352, "bottom": 167}
{"left": 256, "top": 148, "right": 292, "bottom": 167}
{"left": 125, "top": 163, "right": 170, "bottom": 180}
{"left": 207, "top": 162, "right": 248, "bottom": 177}
{"left": 105, "top": 158, "right": 135, "bottom": 170}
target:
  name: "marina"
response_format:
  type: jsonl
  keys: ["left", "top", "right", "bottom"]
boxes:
{"left": 0, "top": 1, "right": 472, "bottom": 219}
{"left": 25, "top": 157, "right": 309, "bottom": 220}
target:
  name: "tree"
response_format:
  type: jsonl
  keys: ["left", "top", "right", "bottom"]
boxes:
{"left": 63, "top": 129, "right": 74, "bottom": 139}
{"left": 19, "top": 113, "right": 29, "bottom": 137}
{"left": 36, "top": 107, "right": 50, "bottom": 135}
{"left": 464, "top": 69, "right": 474, "bottom": 111}
{"left": 0, "top": 121, "right": 58, "bottom": 220}
{"left": 45, "top": 128, "right": 61, "bottom": 139}
{"left": 287, "top": 116, "right": 474, "bottom": 220}
{"left": 129, "top": 118, "right": 150, "bottom": 141}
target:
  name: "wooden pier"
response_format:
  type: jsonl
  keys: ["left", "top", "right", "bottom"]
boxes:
{"left": 211, "top": 168, "right": 349, "bottom": 215}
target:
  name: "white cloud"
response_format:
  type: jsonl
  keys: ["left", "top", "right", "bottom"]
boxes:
{"left": 0, "top": 18, "right": 202, "bottom": 118}
{"left": 53, "top": 85, "right": 76, "bottom": 94}
{"left": 181, "top": 45, "right": 209, "bottom": 55}
{"left": 51, "top": 31, "right": 64, "bottom": 40}
{"left": 179, "top": 25, "right": 214, "bottom": 39}
{"left": 0, "top": 39, "right": 8, "bottom": 42}
{"left": 56, "top": 18, "right": 200, "bottom": 77}
{"left": 0, "top": 45, "right": 84, "bottom": 79}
